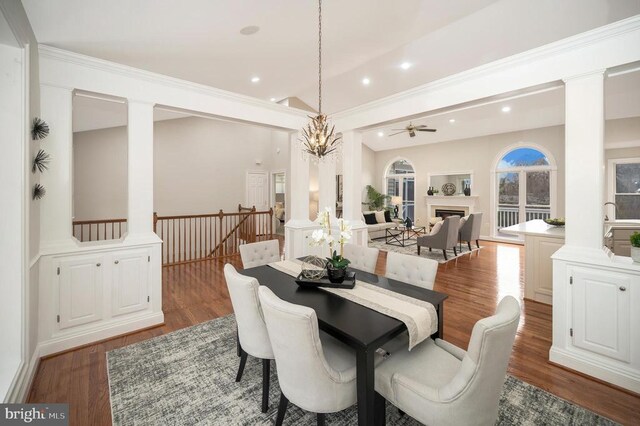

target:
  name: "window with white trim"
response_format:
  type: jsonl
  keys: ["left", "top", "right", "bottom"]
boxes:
{"left": 610, "top": 158, "right": 640, "bottom": 219}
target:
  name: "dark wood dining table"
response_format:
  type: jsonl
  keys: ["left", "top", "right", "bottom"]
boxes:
{"left": 241, "top": 263, "right": 448, "bottom": 426}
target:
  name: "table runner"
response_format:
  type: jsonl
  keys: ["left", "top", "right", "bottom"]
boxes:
{"left": 268, "top": 260, "right": 437, "bottom": 350}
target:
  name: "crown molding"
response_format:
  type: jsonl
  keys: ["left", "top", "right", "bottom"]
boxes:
{"left": 38, "top": 44, "right": 309, "bottom": 121}
{"left": 333, "top": 15, "right": 640, "bottom": 128}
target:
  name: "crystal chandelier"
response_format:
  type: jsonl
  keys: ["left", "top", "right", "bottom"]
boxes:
{"left": 301, "top": 0, "right": 341, "bottom": 160}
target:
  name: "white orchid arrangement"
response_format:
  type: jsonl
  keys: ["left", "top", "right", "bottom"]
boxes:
{"left": 310, "top": 207, "right": 352, "bottom": 268}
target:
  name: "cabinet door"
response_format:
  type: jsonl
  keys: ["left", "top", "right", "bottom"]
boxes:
{"left": 571, "top": 267, "right": 631, "bottom": 362}
{"left": 58, "top": 255, "right": 104, "bottom": 330}
{"left": 112, "top": 249, "right": 150, "bottom": 317}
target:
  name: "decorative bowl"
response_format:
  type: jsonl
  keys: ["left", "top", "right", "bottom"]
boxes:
{"left": 544, "top": 218, "right": 565, "bottom": 227}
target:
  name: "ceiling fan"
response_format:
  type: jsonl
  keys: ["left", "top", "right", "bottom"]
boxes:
{"left": 388, "top": 122, "right": 437, "bottom": 137}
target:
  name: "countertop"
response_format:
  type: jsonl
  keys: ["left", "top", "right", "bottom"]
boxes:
{"left": 501, "top": 220, "right": 565, "bottom": 239}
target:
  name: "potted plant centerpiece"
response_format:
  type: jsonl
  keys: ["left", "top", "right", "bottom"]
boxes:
{"left": 631, "top": 232, "right": 640, "bottom": 263}
{"left": 311, "top": 207, "right": 352, "bottom": 283}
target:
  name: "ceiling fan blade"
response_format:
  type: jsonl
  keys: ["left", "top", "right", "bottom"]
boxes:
{"left": 413, "top": 125, "right": 430, "bottom": 128}
{"left": 388, "top": 131, "right": 406, "bottom": 137}
{"left": 417, "top": 128, "right": 437, "bottom": 132}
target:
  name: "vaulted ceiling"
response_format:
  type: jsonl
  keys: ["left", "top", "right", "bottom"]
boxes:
{"left": 23, "top": 0, "right": 640, "bottom": 114}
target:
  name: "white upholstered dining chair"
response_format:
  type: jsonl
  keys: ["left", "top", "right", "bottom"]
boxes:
{"left": 374, "top": 296, "right": 521, "bottom": 426}
{"left": 258, "top": 286, "right": 368, "bottom": 426}
{"left": 343, "top": 243, "right": 379, "bottom": 273}
{"left": 223, "top": 264, "right": 274, "bottom": 413}
{"left": 239, "top": 239, "right": 280, "bottom": 268}
{"left": 385, "top": 251, "right": 438, "bottom": 290}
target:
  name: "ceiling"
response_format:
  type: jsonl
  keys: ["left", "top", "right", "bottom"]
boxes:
{"left": 23, "top": 0, "right": 640, "bottom": 113}
{"left": 361, "top": 69, "right": 640, "bottom": 151}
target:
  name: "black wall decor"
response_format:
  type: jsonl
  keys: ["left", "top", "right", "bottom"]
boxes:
{"left": 32, "top": 183, "right": 46, "bottom": 200}
{"left": 31, "top": 117, "right": 50, "bottom": 140}
{"left": 32, "top": 149, "right": 51, "bottom": 173}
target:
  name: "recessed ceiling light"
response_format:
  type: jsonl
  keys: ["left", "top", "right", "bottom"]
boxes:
{"left": 449, "top": 119, "right": 456, "bottom": 123}
{"left": 270, "top": 97, "right": 276, "bottom": 102}
{"left": 251, "top": 76, "right": 260, "bottom": 83}
{"left": 240, "top": 26, "right": 260, "bottom": 35}
{"left": 400, "top": 62, "right": 412, "bottom": 70}
{"left": 362, "top": 77, "right": 370, "bottom": 86}
{"left": 502, "top": 106, "right": 511, "bottom": 113}
{"left": 377, "top": 131, "right": 384, "bottom": 137}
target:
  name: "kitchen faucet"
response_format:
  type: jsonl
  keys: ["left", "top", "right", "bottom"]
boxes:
{"left": 604, "top": 202, "right": 618, "bottom": 221}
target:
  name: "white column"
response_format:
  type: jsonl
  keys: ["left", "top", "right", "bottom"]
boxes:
{"left": 40, "top": 85, "right": 74, "bottom": 248}
{"left": 318, "top": 158, "right": 337, "bottom": 217}
{"left": 127, "top": 100, "right": 156, "bottom": 237}
{"left": 287, "top": 132, "right": 310, "bottom": 222}
{"left": 563, "top": 71, "right": 606, "bottom": 251}
{"left": 341, "top": 131, "right": 363, "bottom": 223}
{"left": 341, "top": 131, "right": 368, "bottom": 245}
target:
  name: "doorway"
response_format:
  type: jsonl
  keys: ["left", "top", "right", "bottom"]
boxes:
{"left": 271, "top": 171, "right": 286, "bottom": 235}
{"left": 246, "top": 171, "right": 269, "bottom": 211}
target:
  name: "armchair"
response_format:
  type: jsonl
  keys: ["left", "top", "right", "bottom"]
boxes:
{"left": 459, "top": 212, "right": 483, "bottom": 250}
{"left": 416, "top": 216, "right": 460, "bottom": 260}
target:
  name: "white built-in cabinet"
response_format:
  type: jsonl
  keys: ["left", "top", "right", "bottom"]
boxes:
{"left": 570, "top": 266, "right": 631, "bottom": 362}
{"left": 39, "top": 241, "right": 163, "bottom": 356}
{"left": 58, "top": 254, "right": 104, "bottom": 330}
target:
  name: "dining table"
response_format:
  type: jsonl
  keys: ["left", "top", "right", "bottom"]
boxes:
{"left": 241, "top": 262, "right": 448, "bottom": 426}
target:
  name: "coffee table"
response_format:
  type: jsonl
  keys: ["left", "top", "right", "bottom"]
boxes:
{"left": 385, "top": 226, "right": 426, "bottom": 247}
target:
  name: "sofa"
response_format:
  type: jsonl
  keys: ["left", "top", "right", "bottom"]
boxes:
{"left": 362, "top": 210, "right": 401, "bottom": 240}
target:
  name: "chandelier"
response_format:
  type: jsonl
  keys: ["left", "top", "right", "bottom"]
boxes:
{"left": 301, "top": 0, "right": 341, "bottom": 159}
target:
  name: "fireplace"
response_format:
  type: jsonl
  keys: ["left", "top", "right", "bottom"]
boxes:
{"left": 435, "top": 209, "right": 466, "bottom": 219}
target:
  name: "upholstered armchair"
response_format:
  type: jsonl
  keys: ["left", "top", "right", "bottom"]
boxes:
{"left": 416, "top": 216, "right": 461, "bottom": 260}
{"left": 374, "top": 296, "right": 521, "bottom": 426}
{"left": 459, "top": 212, "right": 483, "bottom": 250}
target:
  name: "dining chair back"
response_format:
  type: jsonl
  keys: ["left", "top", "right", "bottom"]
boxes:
{"left": 258, "top": 286, "right": 358, "bottom": 423}
{"left": 239, "top": 239, "right": 280, "bottom": 268}
{"left": 385, "top": 251, "right": 438, "bottom": 290}
{"left": 223, "top": 264, "right": 274, "bottom": 412}
{"left": 343, "top": 243, "right": 379, "bottom": 273}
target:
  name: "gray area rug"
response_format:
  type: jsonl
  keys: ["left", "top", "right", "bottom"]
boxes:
{"left": 369, "top": 238, "right": 483, "bottom": 263}
{"left": 107, "top": 315, "right": 616, "bottom": 425}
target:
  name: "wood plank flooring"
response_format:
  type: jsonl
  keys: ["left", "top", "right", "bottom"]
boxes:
{"left": 27, "top": 241, "right": 640, "bottom": 425}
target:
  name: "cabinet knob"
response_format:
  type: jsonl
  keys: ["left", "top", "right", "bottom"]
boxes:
{"left": 96, "top": 263, "right": 101, "bottom": 267}
{"left": 114, "top": 260, "right": 119, "bottom": 264}
{"left": 619, "top": 286, "right": 626, "bottom": 292}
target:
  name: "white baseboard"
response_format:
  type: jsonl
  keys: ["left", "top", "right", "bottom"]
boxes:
{"left": 550, "top": 346, "right": 640, "bottom": 394}
{"left": 38, "top": 311, "right": 165, "bottom": 358}
{"left": 4, "top": 346, "right": 41, "bottom": 403}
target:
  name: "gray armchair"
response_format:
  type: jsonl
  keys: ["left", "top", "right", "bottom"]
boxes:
{"left": 417, "top": 216, "right": 460, "bottom": 261}
{"left": 459, "top": 212, "right": 483, "bottom": 251}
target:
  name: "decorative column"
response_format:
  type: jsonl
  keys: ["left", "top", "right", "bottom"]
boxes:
{"left": 39, "top": 85, "right": 74, "bottom": 248}
{"left": 562, "top": 71, "right": 606, "bottom": 252}
{"left": 127, "top": 100, "right": 157, "bottom": 239}
{"left": 318, "top": 158, "right": 337, "bottom": 217}
{"left": 341, "top": 131, "right": 368, "bottom": 245}
{"left": 284, "top": 132, "right": 315, "bottom": 259}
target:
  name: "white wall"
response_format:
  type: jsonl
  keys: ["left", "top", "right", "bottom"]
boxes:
{"left": 373, "top": 125, "right": 567, "bottom": 237}
{"left": 72, "top": 116, "right": 290, "bottom": 220}
{"left": 361, "top": 143, "right": 376, "bottom": 205}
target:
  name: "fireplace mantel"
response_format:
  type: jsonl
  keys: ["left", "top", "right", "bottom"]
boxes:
{"left": 425, "top": 195, "right": 478, "bottom": 217}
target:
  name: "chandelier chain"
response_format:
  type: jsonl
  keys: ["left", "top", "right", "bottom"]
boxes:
{"left": 318, "top": 0, "right": 322, "bottom": 114}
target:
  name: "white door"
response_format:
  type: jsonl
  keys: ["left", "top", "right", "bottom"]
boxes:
{"left": 112, "top": 248, "right": 150, "bottom": 317}
{"left": 246, "top": 171, "right": 269, "bottom": 211}
{"left": 58, "top": 255, "right": 104, "bottom": 330}
{"left": 571, "top": 267, "right": 631, "bottom": 362}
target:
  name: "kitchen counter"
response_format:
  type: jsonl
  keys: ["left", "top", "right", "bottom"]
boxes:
{"left": 501, "top": 219, "right": 565, "bottom": 239}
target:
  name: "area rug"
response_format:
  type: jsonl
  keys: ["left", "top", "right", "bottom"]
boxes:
{"left": 369, "top": 238, "right": 483, "bottom": 263}
{"left": 107, "top": 315, "right": 617, "bottom": 426}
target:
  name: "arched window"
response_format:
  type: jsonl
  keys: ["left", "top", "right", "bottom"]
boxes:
{"left": 493, "top": 145, "right": 556, "bottom": 238}
{"left": 385, "top": 159, "right": 415, "bottom": 220}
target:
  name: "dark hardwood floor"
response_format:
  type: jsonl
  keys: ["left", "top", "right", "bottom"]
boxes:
{"left": 27, "top": 241, "right": 640, "bottom": 425}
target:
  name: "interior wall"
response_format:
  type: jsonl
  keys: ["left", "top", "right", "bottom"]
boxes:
{"left": 72, "top": 116, "right": 290, "bottom": 220}
{"left": 361, "top": 143, "right": 376, "bottom": 205}
{"left": 373, "top": 125, "right": 567, "bottom": 237}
